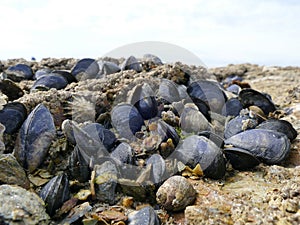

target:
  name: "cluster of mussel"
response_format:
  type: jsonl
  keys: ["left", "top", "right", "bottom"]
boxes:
{"left": 0, "top": 54, "right": 298, "bottom": 224}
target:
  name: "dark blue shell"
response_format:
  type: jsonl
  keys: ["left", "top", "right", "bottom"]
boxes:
{"left": 121, "top": 56, "right": 142, "bottom": 72}
{"left": 39, "top": 173, "right": 70, "bottom": 216}
{"left": 146, "top": 154, "right": 166, "bottom": 184}
{"left": 129, "top": 83, "right": 158, "bottom": 120}
{"left": 52, "top": 70, "right": 77, "bottom": 83}
{"left": 0, "top": 102, "right": 27, "bottom": 134}
{"left": 239, "top": 88, "right": 276, "bottom": 115}
{"left": 82, "top": 123, "right": 117, "bottom": 152}
{"left": 128, "top": 206, "right": 160, "bottom": 225}
{"left": 256, "top": 119, "right": 297, "bottom": 141}
{"left": 34, "top": 68, "right": 52, "bottom": 80}
{"left": 224, "top": 115, "right": 258, "bottom": 139}
{"left": 187, "top": 80, "right": 227, "bottom": 114}
{"left": 99, "top": 61, "right": 121, "bottom": 76}
{"left": 71, "top": 58, "right": 99, "bottom": 81}
{"left": 31, "top": 73, "right": 68, "bottom": 91}
{"left": 111, "top": 103, "right": 144, "bottom": 141}
{"left": 6, "top": 64, "right": 33, "bottom": 81}
{"left": 224, "top": 129, "right": 290, "bottom": 164}
{"left": 224, "top": 147, "right": 260, "bottom": 170}
{"left": 173, "top": 135, "right": 226, "bottom": 179}
{"left": 110, "top": 142, "right": 135, "bottom": 164}
{"left": 221, "top": 98, "right": 243, "bottom": 117}
{"left": 14, "top": 104, "right": 56, "bottom": 172}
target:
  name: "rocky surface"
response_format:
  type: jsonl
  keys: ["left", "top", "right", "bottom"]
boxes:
{"left": 0, "top": 58, "right": 299, "bottom": 224}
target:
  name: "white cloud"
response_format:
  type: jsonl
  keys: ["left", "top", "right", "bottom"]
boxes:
{"left": 0, "top": 0, "right": 299, "bottom": 67}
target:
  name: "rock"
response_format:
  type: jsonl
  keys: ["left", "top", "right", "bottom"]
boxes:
{"left": 0, "top": 184, "right": 49, "bottom": 224}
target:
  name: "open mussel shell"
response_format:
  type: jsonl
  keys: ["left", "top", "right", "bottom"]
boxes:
{"left": 187, "top": 80, "right": 227, "bottom": 114}
{"left": 224, "top": 115, "right": 258, "bottom": 139}
{"left": 121, "top": 55, "right": 142, "bottom": 72}
{"left": 39, "top": 173, "right": 70, "bottom": 216}
{"left": 98, "top": 61, "right": 121, "bottom": 76}
{"left": 0, "top": 102, "right": 27, "bottom": 134}
{"left": 128, "top": 83, "right": 158, "bottom": 120}
{"left": 0, "top": 154, "right": 30, "bottom": 189}
{"left": 0, "top": 79, "right": 24, "bottom": 101}
{"left": 221, "top": 98, "right": 243, "bottom": 117}
{"left": 111, "top": 103, "right": 144, "bottom": 141}
{"left": 5, "top": 63, "right": 33, "bottom": 81}
{"left": 31, "top": 73, "right": 68, "bottom": 91}
{"left": 128, "top": 206, "right": 160, "bottom": 225}
{"left": 224, "top": 147, "right": 260, "bottom": 170}
{"left": 94, "top": 160, "right": 119, "bottom": 204}
{"left": 14, "top": 103, "right": 56, "bottom": 172}
{"left": 224, "top": 129, "right": 291, "bottom": 164}
{"left": 172, "top": 135, "right": 226, "bottom": 179}
{"left": 256, "top": 119, "right": 297, "bottom": 141}
{"left": 82, "top": 123, "right": 118, "bottom": 152}
{"left": 239, "top": 88, "right": 276, "bottom": 115}
{"left": 71, "top": 58, "right": 99, "bottom": 81}
{"left": 180, "top": 103, "right": 212, "bottom": 134}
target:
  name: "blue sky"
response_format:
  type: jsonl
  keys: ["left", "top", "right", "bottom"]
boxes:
{"left": 0, "top": 0, "right": 299, "bottom": 67}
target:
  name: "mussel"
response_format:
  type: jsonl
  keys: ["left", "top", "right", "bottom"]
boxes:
{"left": 146, "top": 154, "right": 166, "bottom": 184}
{"left": 127, "top": 83, "right": 158, "bottom": 120}
{"left": 187, "top": 80, "right": 227, "bottom": 114}
{"left": 221, "top": 98, "right": 243, "bottom": 117}
{"left": 5, "top": 63, "right": 33, "bottom": 81}
{"left": 239, "top": 88, "right": 276, "bottom": 115}
{"left": 71, "top": 58, "right": 99, "bottom": 81}
{"left": 111, "top": 103, "right": 144, "bottom": 141}
{"left": 128, "top": 206, "right": 160, "bottom": 225}
{"left": 256, "top": 119, "right": 297, "bottom": 141}
{"left": 110, "top": 142, "right": 135, "bottom": 164}
{"left": 14, "top": 103, "right": 56, "bottom": 172}
{"left": 121, "top": 55, "right": 142, "bottom": 72}
{"left": 98, "top": 61, "right": 121, "bottom": 76}
{"left": 224, "top": 114, "right": 258, "bottom": 139}
{"left": 180, "top": 103, "right": 212, "bottom": 134}
{"left": 82, "top": 123, "right": 118, "bottom": 152}
{"left": 172, "top": 135, "right": 226, "bottom": 179}
{"left": 39, "top": 173, "right": 70, "bottom": 216}
{"left": 0, "top": 102, "right": 27, "bottom": 134}
{"left": 224, "top": 147, "right": 260, "bottom": 170}
{"left": 31, "top": 73, "right": 68, "bottom": 91}
{"left": 68, "top": 147, "right": 91, "bottom": 182}
{"left": 224, "top": 129, "right": 290, "bottom": 164}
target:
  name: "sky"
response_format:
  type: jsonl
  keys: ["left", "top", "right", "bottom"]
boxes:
{"left": 0, "top": 0, "right": 299, "bottom": 67}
